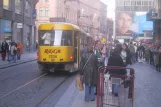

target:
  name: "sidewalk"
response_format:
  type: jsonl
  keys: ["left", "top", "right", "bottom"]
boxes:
{"left": 54, "top": 78, "right": 96, "bottom": 107}
{"left": 0, "top": 51, "right": 37, "bottom": 68}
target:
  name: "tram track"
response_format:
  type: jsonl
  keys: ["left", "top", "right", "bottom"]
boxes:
{"left": 35, "top": 75, "right": 70, "bottom": 107}
{"left": 0, "top": 73, "right": 48, "bottom": 100}
{"left": 0, "top": 70, "right": 71, "bottom": 107}
{"left": 0, "top": 59, "right": 36, "bottom": 70}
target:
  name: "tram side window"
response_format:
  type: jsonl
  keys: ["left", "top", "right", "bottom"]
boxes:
{"left": 54, "top": 30, "right": 72, "bottom": 46}
{"left": 74, "top": 31, "right": 79, "bottom": 47}
{"left": 61, "top": 31, "right": 72, "bottom": 46}
{"left": 80, "top": 32, "right": 84, "bottom": 46}
{"left": 84, "top": 36, "right": 87, "bottom": 46}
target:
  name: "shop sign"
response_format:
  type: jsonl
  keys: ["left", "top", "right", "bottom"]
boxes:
{"left": 17, "top": 23, "right": 23, "bottom": 28}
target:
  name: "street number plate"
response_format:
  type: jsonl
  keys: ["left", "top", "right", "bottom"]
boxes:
{"left": 49, "top": 55, "right": 57, "bottom": 58}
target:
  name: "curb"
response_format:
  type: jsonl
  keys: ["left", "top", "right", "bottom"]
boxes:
{"left": 0, "top": 59, "right": 37, "bottom": 69}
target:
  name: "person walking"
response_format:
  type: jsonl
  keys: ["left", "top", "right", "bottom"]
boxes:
{"left": 158, "top": 46, "right": 161, "bottom": 72}
{"left": 17, "top": 42, "right": 23, "bottom": 60}
{"left": 108, "top": 47, "right": 126, "bottom": 96}
{"left": 11, "top": 43, "right": 17, "bottom": 63}
{"left": 1, "top": 41, "right": 8, "bottom": 61}
{"left": 129, "top": 42, "right": 135, "bottom": 63}
{"left": 7, "top": 42, "right": 11, "bottom": 62}
{"left": 79, "top": 44, "right": 98, "bottom": 102}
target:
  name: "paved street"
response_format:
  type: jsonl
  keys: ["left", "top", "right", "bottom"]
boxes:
{"left": 134, "top": 63, "right": 161, "bottom": 107}
{"left": 0, "top": 52, "right": 37, "bottom": 68}
{"left": 0, "top": 61, "right": 76, "bottom": 107}
{"left": 0, "top": 60, "right": 161, "bottom": 107}
{"left": 51, "top": 62, "right": 161, "bottom": 107}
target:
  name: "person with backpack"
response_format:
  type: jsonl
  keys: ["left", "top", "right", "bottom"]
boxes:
{"left": 11, "top": 42, "right": 17, "bottom": 63}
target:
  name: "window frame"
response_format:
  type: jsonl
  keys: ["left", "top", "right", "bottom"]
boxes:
{"left": 45, "top": 7, "right": 49, "bottom": 17}
{"left": 3, "top": 0, "right": 11, "bottom": 10}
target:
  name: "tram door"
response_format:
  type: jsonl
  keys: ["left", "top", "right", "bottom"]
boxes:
{"left": 74, "top": 31, "right": 78, "bottom": 66}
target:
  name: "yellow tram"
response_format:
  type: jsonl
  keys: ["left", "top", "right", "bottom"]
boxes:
{"left": 37, "top": 23, "right": 93, "bottom": 73}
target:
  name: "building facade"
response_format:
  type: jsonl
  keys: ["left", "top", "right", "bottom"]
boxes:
{"left": 146, "top": 0, "right": 161, "bottom": 44}
{"left": 107, "top": 18, "right": 113, "bottom": 41}
{"left": 116, "top": 0, "right": 154, "bottom": 12}
{"left": 100, "top": 2, "right": 107, "bottom": 35}
{"left": 36, "top": 0, "right": 101, "bottom": 39}
{"left": 0, "top": 0, "right": 38, "bottom": 52}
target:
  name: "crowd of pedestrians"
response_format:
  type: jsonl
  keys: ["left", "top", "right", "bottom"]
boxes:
{"left": 0, "top": 40, "right": 23, "bottom": 63}
{"left": 79, "top": 39, "right": 161, "bottom": 102}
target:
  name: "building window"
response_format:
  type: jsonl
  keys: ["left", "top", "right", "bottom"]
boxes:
{"left": 40, "top": 0, "right": 48, "bottom": 2}
{"left": 3, "top": 0, "right": 11, "bottom": 10}
{"left": 25, "top": 1, "right": 30, "bottom": 16}
{"left": 45, "top": 8, "right": 49, "bottom": 16}
{"left": 15, "top": 0, "right": 21, "bottom": 14}
{"left": 39, "top": 8, "right": 44, "bottom": 16}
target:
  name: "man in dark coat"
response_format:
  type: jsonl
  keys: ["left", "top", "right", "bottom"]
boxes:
{"left": 1, "top": 41, "right": 8, "bottom": 61}
{"left": 79, "top": 44, "right": 98, "bottom": 102}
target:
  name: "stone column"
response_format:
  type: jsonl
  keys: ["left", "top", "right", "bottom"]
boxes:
{"left": 0, "top": 0, "right": 3, "bottom": 18}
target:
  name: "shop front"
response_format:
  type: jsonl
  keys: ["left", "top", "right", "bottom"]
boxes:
{"left": 0, "top": 19, "right": 12, "bottom": 43}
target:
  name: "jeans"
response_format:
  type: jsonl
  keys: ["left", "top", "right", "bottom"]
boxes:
{"left": 112, "top": 84, "right": 119, "bottom": 94}
{"left": 85, "top": 84, "right": 95, "bottom": 101}
{"left": 17, "top": 54, "right": 21, "bottom": 60}
{"left": 12, "top": 55, "right": 16, "bottom": 62}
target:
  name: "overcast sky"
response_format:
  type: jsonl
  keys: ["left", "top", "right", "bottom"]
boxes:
{"left": 100, "top": 0, "right": 115, "bottom": 19}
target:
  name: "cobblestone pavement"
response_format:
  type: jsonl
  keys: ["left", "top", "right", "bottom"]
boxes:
{"left": 0, "top": 52, "right": 37, "bottom": 66}
{"left": 0, "top": 61, "right": 75, "bottom": 107}
{"left": 133, "top": 62, "right": 161, "bottom": 107}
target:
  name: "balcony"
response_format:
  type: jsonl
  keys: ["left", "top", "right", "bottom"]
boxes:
{"left": 146, "top": 8, "right": 161, "bottom": 21}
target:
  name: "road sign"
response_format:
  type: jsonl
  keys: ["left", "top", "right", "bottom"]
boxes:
{"left": 17, "top": 23, "right": 23, "bottom": 28}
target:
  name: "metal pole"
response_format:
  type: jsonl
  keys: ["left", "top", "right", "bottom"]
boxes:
{"left": 21, "top": 0, "right": 25, "bottom": 52}
{"left": 77, "top": 0, "right": 80, "bottom": 27}
{"left": 113, "top": 0, "right": 116, "bottom": 41}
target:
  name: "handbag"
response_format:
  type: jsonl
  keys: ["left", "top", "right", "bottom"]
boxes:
{"left": 75, "top": 53, "right": 93, "bottom": 91}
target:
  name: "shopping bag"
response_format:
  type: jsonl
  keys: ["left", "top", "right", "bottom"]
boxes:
{"left": 75, "top": 74, "right": 84, "bottom": 91}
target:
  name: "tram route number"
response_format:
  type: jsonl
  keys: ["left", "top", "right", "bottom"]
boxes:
{"left": 49, "top": 55, "right": 57, "bottom": 58}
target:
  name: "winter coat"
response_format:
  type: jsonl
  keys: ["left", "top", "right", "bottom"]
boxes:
{"left": 159, "top": 53, "right": 161, "bottom": 66}
{"left": 79, "top": 51, "right": 98, "bottom": 85}
{"left": 1, "top": 42, "right": 8, "bottom": 53}
{"left": 129, "top": 44, "right": 135, "bottom": 53}
{"left": 11, "top": 45, "right": 17, "bottom": 55}
{"left": 95, "top": 49, "right": 104, "bottom": 67}
{"left": 17, "top": 43, "right": 23, "bottom": 54}
{"left": 125, "top": 49, "right": 132, "bottom": 65}
{"left": 108, "top": 52, "right": 126, "bottom": 75}
{"left": 154, "top": 52, "right": 159, "bottom": 66}
{"left": 121, "top": 50, "right": 127, "bottom": 63}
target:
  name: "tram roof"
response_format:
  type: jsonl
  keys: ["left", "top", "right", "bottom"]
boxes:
{"left": 38, "top": 22, "right": 80, "bottom": 31}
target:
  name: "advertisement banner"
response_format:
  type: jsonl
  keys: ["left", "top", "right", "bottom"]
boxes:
{"left": 115, "top": 12, "right": 153, "bottom": 39}
{"left": 116, "top": 11, "right": 138, "bottom": 38}
{"left": 4, "top": 20, "right": 11, "bottom": 33}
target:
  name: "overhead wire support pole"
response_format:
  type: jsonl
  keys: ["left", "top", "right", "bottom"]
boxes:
{"left": 77, "top": 0, "right": 80, "bottom": 27}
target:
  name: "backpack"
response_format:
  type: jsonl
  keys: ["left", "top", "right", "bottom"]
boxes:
{"left": 13, "top": 47, "right": 17, "bottom": 55}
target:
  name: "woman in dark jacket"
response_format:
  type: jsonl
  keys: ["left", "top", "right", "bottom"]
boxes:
{"left": 158, "top": 46, "right": 161, "bottom": 72}
{"left": 108, "top": 47, "right": 126, "bottom": 96}
{"left": 79, "top": 44, "right": 98, "bottom": 102}
{"left": 123, "top": 43, "right": 132, "bottom": 65}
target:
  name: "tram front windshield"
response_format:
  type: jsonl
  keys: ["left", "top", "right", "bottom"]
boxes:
{"left": 38, "top": 30, "right": 72, "bottom": 46}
